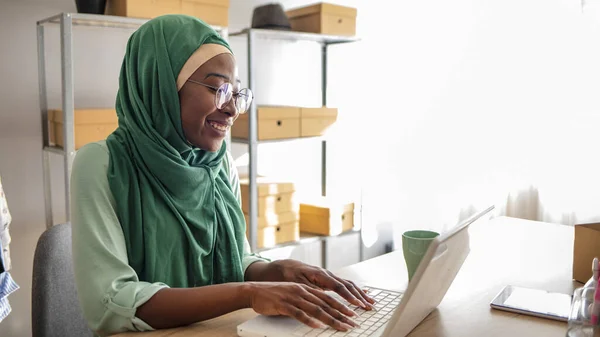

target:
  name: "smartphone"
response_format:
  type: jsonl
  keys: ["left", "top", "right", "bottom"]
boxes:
{"left": 490, "top": 285, "right": 573, "bottom": 322}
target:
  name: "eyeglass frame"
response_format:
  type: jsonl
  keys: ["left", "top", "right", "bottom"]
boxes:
{"left": 185, "top": 79, "right": 253, "bottom": 114}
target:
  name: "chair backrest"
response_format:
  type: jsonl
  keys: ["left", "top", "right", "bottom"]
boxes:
{"left": 32, "top": 223, "right": 92, "bottom": 337}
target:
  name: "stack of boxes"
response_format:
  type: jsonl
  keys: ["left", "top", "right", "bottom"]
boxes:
{"left": 240, "top": 177, "right": 300, "bottom": 249}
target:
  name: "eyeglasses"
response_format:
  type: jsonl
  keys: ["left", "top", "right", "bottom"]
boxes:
{"left": 186, "top": 79, "right": 253, "bottom": 114}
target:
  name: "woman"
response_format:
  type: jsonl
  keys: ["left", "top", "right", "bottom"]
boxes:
{"left": 71, "top": 14, "right": 374, "bottom": 336}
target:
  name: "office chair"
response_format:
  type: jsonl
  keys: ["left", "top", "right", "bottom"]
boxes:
{"left": 31, "top": 223, "right": 92, "bottom": 337}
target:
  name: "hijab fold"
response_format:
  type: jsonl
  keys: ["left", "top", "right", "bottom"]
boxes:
{"left": 105, "top": 15, "right": 246, "bottom": 287}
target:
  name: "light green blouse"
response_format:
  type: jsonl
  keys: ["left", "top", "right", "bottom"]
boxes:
{"left": 70, "top": 141, "right": 265, "bottom": 336}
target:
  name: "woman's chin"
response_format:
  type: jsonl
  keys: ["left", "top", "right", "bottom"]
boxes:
{"left": 192, "top": 138, "right": 223, "bottom": 152}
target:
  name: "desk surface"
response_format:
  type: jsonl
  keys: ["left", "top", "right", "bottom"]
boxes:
{"left": 114, "top": 216, "right": 580, "bottom": 337}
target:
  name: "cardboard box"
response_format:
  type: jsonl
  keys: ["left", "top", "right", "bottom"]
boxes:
{"left": 181, "top": 0, "right": 229, "bottom": 27}
{"left": 300, "top": 107, "right": 337, "bottom": 137}
{"left": 244, "top": 211, "right": 299, "bottom": 229}
{"left": 300, "top": 197, "right": 354, "bottom": 236}
{"left": 48, "top": 109, "right": 118, "bottom": 150}
{"left": 286, "top": 2, "right": 357, "bottom": 36}
{"left": 107, "top": 0, "right": 229, "bottom": 27}
{"left": 241, "top": 189, "right": 297, "bottom": 216}
{"left": 248, "top": 221, "right": 300, "bottom": 249}
{"left": 573, "top": 222, "right": 600, "bottom": 283}
{"left": 231, "top": 106, "right": 301, "bottom": 141}
{"left": 239, "top": 177, "right": 296, "bottom": 214}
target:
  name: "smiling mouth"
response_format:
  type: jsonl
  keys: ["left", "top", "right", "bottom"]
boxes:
{"left": 207, "top": 120, "right": 230, "bottom": 132}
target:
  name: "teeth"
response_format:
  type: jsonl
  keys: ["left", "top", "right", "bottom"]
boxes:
{"left": 208, "top": 121, "right": 228, "bottom": 131}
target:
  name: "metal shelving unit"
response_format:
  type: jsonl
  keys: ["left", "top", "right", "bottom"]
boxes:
{"left": 229, "top": 28, "right": 360, "bottom": 257}
{"left": 37, "top": 13, "right": 227, "bottom": 228}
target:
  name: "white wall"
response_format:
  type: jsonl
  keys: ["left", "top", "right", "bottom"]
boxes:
{"left": 349, "top": 0, "right": 600, "bottom": 246}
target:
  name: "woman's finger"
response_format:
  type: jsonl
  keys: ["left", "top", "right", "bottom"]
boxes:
{"left": 289, "top": 295, "right": 354, "bottom": 332}
{"left": 334, "top": 275, "right": 375, "bottom": 306}
{"left": 278, "top": 303, "right": 325, "bottom": 329}
{"left": 305, "top": 288, "right": 361, "bottom": 327}
{"left": 315, "top": 272, "right": 370, "bottom": 309}
{"left": 299, "top": 275, "right": 323, "bottom": 290}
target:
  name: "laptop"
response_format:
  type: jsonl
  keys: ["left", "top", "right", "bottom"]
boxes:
{"left": 237, "top": 205, "right": 495, "bottom": 337}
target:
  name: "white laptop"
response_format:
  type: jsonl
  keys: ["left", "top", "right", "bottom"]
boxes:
{"left": 237, "top": 205, "right": 495, "bottom": 337}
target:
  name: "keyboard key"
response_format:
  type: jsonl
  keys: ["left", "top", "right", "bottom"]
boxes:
{"left": 294, "top": 326, "right": 312, "bottom": 333}
{"left": 367, "top": 289, "right": 382, "bottom": 297}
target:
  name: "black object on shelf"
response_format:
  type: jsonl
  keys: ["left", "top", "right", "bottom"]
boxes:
{"left": 75, "top": 0, "right": 107, "bottom": 14}
{"left": 251, "top": 3, "right": 291, "bottom": 30}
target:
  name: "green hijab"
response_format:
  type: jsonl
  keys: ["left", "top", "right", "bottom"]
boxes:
{"left": 105, "top": 15, "right": 246, "bottom": 287}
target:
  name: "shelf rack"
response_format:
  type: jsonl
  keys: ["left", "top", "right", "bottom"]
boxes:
{"left": 229, "top": 28, "right": 360, "bottom": 254}
{"left": 37, "top": 13, "right": 226, "bottom": 228}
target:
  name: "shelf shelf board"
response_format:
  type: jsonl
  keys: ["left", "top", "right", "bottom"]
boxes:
{"left": 230, "top": 28, "right": 360, "bottom": 45}
{"left": 254, "top": 229, "right": 361, "bottom": 253}
{"left": 43, "top": 145, "right": 66, "bottom": 155}
{"left": 230, "top": 135, "right": 324, "bottom": 145}
{"left": 36, "top": 13, "right": 225, "bottom": 32}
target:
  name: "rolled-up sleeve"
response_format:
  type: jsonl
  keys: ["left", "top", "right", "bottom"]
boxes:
{"left": 70, "top": 142, "right": 168, "bottom": 336}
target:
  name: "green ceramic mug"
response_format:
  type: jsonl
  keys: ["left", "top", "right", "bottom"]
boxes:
{"left": 402, "top": 230, "right": 440, "bottom": 282}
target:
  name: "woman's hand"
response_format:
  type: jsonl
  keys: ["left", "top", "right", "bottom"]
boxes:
{"left": 247, "top": 260, "right": 375, "bottom": 310}
{"left": 247, "top": 282, "right": 360, "bottom": 331}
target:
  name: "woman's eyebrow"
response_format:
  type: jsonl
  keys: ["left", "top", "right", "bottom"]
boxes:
{"left": 204, "top": 72, "right": 229, "bottom": 81}
{"left": 204, "top": 73, "right": 242, "bottom": 84}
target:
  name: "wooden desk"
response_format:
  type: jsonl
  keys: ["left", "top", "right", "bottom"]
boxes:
{"left": 114, "top": 216, "right": 581, "bottom": 337}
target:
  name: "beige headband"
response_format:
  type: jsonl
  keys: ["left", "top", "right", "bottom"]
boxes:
{"left": 177, "top": 43, "right": 231, "bottom": 91}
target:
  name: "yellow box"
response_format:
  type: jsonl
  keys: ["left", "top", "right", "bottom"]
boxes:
{"left": 244, "top": 211, "right": 299, "bottom": 229}
{"left": 48, "top": 109, "right": 118, "bottom": 150}
{"left": 300, "top": 197, "right": 354, "bottom": 236}
{"left": 106, "top": 0, "right": 229, "bottom": 27}
{"left": 232, "top": 106, "right": 300, "bottom": 141}
{"left": 241, "top": 190, "right": 297, "bottom": 217}
{"left": 573, "top": 223, "right": 600, "bottom": 283}
{"left": 181, "top": 0, "right": 229, "bottom": 27}
{"left": 300, "top": 107, "right": 337, "bottom": 137}
{"left": 286, "top": 2, "right": 357, "bottom": 36}
{"left": 248, "top": 221, "right": 300, "bottom": 249}
{"left": 239, "top": 177, "right": 296, "bottom": 214}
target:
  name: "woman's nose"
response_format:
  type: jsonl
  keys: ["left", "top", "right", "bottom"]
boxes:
{"left": 221, "top": 97, "right": 238, "bottom": 118}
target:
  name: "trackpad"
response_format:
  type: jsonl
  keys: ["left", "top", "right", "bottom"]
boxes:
{"left": 238, "top": 315, "right": 301, "bottom": 337}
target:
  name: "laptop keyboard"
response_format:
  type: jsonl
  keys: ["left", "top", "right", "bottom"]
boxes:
{"left": 292, "top": 287, "right": 403, "bottom": 337}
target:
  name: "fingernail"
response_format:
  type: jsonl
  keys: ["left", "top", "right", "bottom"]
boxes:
{"left": 341, "top": 323, "right": 354, "bottom": 331}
